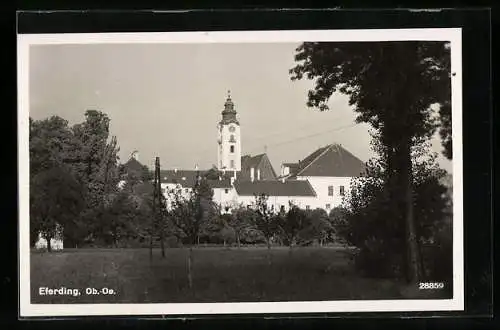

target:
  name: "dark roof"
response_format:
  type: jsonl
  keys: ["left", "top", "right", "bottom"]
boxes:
{"left": 158, "top": 170, "right": 233, "bottom": 189}
{"left": 123, "top": 157, "right": 146, "bottom": 173}
{"left": 288, "top": 144, "right": 366, "bottom": 178}
{"left": 295, "top": 146, "right": 330, "bottom": 173}
{"left": 241, "top": 153, "right": 265, "bottom": 169}
{"left": 159, "top": 170, "right": 203, "bottom": 187}
{"left": 206, "top": 179, "right": 232, "bottom": 189}
{"left": 220, "top": 95, "right": 239, "bottom": 125}
{"left": 240, "top": 153, "right": 278, "bottom": 180}
{"left": 234, "top": 180, "right": 316, "bottom": 197}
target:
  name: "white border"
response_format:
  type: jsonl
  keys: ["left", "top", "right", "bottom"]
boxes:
{"left": 18, "top": 28, "right": 463, "bottom": 317}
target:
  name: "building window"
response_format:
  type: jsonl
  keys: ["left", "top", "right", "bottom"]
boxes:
{"left": 328, "top": 185, "right": 334, "bottom": 196}
{"left": 306, "top": 205, "right": 310, "bottom": 210}
{"left": 340, "top": 185, "right": 345, "bottom": 196}
{"left": 225, "top": 189, "right": 229, "bottom": 194}
{"left": 326, "top": 204, "right": 331, "bottom": 210}
{"left": 280, "top": 205, "right": 285, "bottom": 213}
{"left": 230, "top": 160, "right": 235, "bottom": 168}
{"left": 229, "top": 135, "right": 236, "bottom": 142}
{"left": 230, "top": 145, "right": 235, "bottom": 153}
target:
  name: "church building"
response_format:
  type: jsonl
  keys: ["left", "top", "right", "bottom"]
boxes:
{"left": 123, "top": 91, "right": 367, "bottom": 214}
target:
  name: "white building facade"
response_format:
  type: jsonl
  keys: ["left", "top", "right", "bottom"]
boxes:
{"left": 280, "top": 143, "right": 366, "bottom": 212}
{"left": 34, "top": 224, "right": 64, "bottom": 251}
{"left": 295, "top": 176, "right": 353, "bottom": 211}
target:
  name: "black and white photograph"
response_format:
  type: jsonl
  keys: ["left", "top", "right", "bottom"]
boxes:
{"left": 18, "top": 28, "right": 463, "bottom": 316}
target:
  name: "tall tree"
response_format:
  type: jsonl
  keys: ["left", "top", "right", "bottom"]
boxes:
{"left": 29, "top": 116, "right": 75, "bottom": 177}
{"left": 290, "top": 41, "right": 451, "bottom": 283}
{"left": 72, "top": 110, "right": 120, "bottom": 209}
{"left": 30, "top": 116, "right": 84, "bottom": 248}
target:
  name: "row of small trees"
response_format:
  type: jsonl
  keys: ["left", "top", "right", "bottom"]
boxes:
{"left": 136, "top": 173, "right": 348, "bottom": 288}
{"left": 148, "top": 176, "right": 347, "bottom": 252}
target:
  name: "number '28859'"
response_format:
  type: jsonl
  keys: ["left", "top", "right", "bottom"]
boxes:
{"left": 419, "top": 282, "right": 445, "bottom": 290}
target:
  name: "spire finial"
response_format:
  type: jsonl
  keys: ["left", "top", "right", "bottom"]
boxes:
{"left": 227, "top": 89, "right": 231, "bottom": 99}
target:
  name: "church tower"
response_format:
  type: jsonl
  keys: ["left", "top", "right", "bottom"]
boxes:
{"left": 217, "top": 90, "right": 241, "bottom": 171}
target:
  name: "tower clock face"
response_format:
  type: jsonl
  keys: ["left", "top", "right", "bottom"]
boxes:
{"left": 229, "top": 126, "right": 235, "bottom": 132}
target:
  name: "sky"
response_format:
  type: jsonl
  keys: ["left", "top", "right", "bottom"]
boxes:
{"left": 29, "top": 42, "right": 452, "bottom": 174}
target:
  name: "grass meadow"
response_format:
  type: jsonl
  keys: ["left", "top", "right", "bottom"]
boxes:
{"left": 30, "top": 246, "right": 449, "bottom": 304}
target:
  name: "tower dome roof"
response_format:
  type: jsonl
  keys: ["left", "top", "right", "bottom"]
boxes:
{"left": 220, "top": 90, "right": 239, "bottom": 125}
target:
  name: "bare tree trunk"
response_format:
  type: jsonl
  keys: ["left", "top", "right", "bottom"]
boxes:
{"left": 418, "top": 238, "right": 426, "bottom": 280}
{"left": 46, "top": 235, "right": 52, "bottom": 252}
{"left": 160, "top": 228, "right": 165, "bottom": 258}
{"left": 402, "top": 139, "right": 421, "bottom": 283}
{"left": 187, "top": 246, "right": 193, "bottom": 289}
{"left": 266, "top": 238, "right": 272, "bottom": 265}
{"left": 236, "top": 233, "right": 241, "bottom": 248}
{"left": 149, "top": 228, "right": 153, "bottom": 261}
{"left": 156, "top": 157, "right": 165, "bottom": 258}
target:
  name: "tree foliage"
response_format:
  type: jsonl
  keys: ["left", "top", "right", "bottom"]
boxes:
{"left": 289, "top": 42, "right": 451, "bottom": 156}
{"left": 328, "top": 207, "right": 349, "bottom": 244}
{"left": 119, "top": 162, "right": 152, "bottom": 191}
{"left": 30, "top": 110, "right": 121, "bottom": 249}
{"left": 168, "top": 175, "right": 215, "bottom": 246}
{"left": 30, "top": 116, "right": 75, "bottom": 175}
{"left": 229, "top": 207, "right": 254, "bottom": 247}
{"left": 204, "top": 166, "right": 222, "bottom": 180}
{"left": 338, "top": 142, "right": 451, "bottom": 280}
{"left": 72, "top": 110, "right": 120, "bottom": 209}
{"left": 30, "top": 166, "right": 84, "bottom": 251}
{"left": 277, "top": 202, "right": 308, "bottom": 248}
{"left": 252, "top": 194, "right": 279, "bottom": 250}
{"left": 290, "top": 41, "right": 452, "bottom": 282}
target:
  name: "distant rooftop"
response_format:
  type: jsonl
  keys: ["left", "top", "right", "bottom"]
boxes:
{"left": 234, "top": 180, "right": 316, "bottom": 197}
{"left": 287, "top": 144, "right": 366, "bottom": 178}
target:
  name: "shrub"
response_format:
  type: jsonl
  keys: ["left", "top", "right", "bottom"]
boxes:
{"left": 337, "top": 149, "right": 452, "bottom": 280}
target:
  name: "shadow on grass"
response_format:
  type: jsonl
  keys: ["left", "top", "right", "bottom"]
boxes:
{"left": 30, "top": 246, "right": 450, "bottom": 304}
